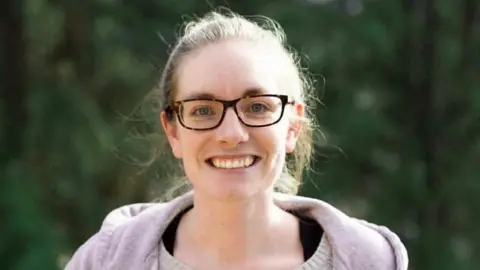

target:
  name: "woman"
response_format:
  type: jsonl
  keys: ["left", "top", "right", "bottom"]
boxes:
{"left": 66, "top": 11, "right": 408, "bottom": 270}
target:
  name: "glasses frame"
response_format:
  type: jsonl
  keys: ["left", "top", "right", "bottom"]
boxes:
{"left": 165, "top": 94, "right": 295, "bottom": 131}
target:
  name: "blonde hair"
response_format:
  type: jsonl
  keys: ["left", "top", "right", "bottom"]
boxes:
{"left": 150, "top": 10, "right": 318, "bottom": 198}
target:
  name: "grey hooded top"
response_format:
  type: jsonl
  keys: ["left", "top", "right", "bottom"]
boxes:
{"left": 65, "top": 191, "right": 408, "bottom": 270}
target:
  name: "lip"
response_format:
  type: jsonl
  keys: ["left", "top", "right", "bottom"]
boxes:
{"left": 204, "top": 154, "right": 261, "bottom": 161}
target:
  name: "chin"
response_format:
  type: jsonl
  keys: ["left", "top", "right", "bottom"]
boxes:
{"left": 201, "top": 183, "right": 269, "bottom": 202}
{"left": 189, "top": 170, "right": 274, "bottom": 202}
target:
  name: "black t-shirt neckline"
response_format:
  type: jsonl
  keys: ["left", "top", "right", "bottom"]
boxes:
{"left": 162, "top": 206, "right": 323, "bottom": 261}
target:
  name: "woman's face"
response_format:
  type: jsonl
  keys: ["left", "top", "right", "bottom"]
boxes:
{"left": 161, "top": 40, "right": 304, "bottom": 201}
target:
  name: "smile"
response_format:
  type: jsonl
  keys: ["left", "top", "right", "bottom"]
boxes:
{"left": 207, "top": 155, "right": 259, "bottom": 169}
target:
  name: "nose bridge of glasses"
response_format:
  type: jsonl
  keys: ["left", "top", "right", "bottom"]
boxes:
{"left": 214, "top": 106, "right": 248, "bottom": 145}
{"left": 217, "top": 99, "right": 248, "bottom": 131}
{"left": 221, "top": 104, "right": 242, "bottom": 125}
{"left": 221, "top": 98, "right": 241, "bottom": 112}
{"left": 220, "top": 98, "right": 241, "bottom": 117}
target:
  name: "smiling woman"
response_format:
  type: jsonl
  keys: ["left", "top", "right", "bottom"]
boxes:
{"left": 65, "top": 10, "right": 408, "bottom": 270}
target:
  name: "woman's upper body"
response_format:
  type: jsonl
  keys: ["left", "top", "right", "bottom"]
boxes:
{"left": 65, "top": 191, "right": 408, "bottom": 270}
{"left": 66, "top": 10, "right": 409, "bottom": 270}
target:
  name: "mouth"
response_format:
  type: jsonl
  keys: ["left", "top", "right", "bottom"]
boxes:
{"left": 206, "top": 155, "right": 261, "bottom": 169}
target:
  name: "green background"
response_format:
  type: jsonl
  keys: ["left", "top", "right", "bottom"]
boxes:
{"left": 1, "top": 0, "right": 479, "bottom": 269}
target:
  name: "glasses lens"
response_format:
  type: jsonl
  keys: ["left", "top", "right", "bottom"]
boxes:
{"left": 237, "top": 96, "right": 283, "bottom": 126}
{"left": 179, "top": 100, "right": 223, "bottom": 129}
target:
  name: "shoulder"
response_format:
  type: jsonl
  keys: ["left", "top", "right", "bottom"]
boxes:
{"left": 65, "top": 193, "right": 194, "bottom": 269}
{"left": 64, "top": 227, "right": 113, "bottom": 270}
{"left": 274, "top": 193, "right": 409, "bottom": 270}
{"left": 341, "top": 217, "right": 409, "bottom": 270}
{"left": 64, "top": 203, "right": 156, "bottom": 269}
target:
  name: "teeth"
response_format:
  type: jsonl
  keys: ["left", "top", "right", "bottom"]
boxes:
{"left": 210, "top": 156, "right": 255, "bottom": 169}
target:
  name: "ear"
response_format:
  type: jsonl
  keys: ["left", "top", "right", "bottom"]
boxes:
{"left": 160, "top": 111, "right": 182, "bottom": 158}
{"left": 286, "top": 102, "right": 305, "bottom": 153}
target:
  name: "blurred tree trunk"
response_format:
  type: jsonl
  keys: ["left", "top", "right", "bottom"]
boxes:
{"left": 50, "top": 0, "right": 94, "bottom": 85}
{"left": 1, "top": 0, "right": 27, "bottom": 157}
{"left": 48, "top": 0, "right": 99, "bottom": 246}
{"left": 0, "top": 0, "right": 31, "bottom": 268}
{"left": 399, "top": 0, "right": 444, "bottom": 267}
{"left": 416, "top": 0, "right": 443, "bottom": 265}
{"left": 460, "top": 0, "right": 477, "bottom": 71}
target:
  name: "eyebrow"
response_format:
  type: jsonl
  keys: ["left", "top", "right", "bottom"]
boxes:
{"left": 181, "top": 88, "right": 266, "bottom": 100}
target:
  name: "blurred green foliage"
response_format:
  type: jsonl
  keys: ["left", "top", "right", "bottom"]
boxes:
{"left": 1, "top": 0, "right": 479, "bottom": 269}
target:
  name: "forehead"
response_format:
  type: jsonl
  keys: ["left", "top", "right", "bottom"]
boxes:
{"left": 175, "top": 40, "right": 281, "bottom": 100}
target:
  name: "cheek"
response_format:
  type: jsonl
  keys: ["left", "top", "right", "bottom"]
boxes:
{"left": 253, "top": 124, "right": 289, "bottom": 155}
{"left": 177, "top": 130, "right": 205, "bottom": 161}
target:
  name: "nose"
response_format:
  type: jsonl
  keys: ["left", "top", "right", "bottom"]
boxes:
{"left": 215, "top": 108, "right": 249, "bottom": 147}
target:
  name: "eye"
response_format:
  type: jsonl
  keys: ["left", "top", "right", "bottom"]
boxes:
{"left": 191, "top": 106, "right": 215, "bottom": 116}
{"left": 248, "top": 103, "right": 269, "bottom": 113}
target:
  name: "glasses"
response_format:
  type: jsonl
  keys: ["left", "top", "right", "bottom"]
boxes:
{"left": 165, "top": 94, "right": 295, "bottom": 131}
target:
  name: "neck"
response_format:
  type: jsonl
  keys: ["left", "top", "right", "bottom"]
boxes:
{"left": 179, "top": 191, "right": 293, "bottom": 264}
